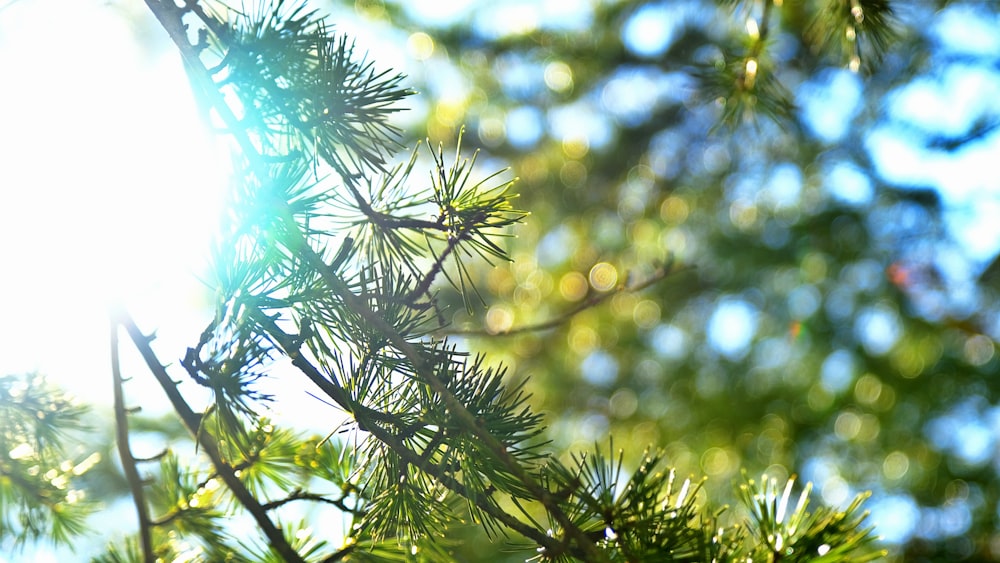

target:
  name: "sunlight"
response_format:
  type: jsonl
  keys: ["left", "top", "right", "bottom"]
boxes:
{"left": 0, "top": 0, "right": 228, "bottom": 402}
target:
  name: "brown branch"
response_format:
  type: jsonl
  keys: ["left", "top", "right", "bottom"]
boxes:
{"left": 110, "top": 319, "right": 155, "bottom": 563}
{"left": 180, "top": 0, "right": 230, "bottom": 41}
{"left": 133, "top": 450, "right": 168, "bottom": 463}
{"left": 446, "top": 261, "right": 688, "bottom": 337}
{"left": 150, "top": 509, "right": 184, "bottom": 528}
{"left": 260, "top": 489, "right": 359, "bottom": 514}
{"left": 114, "top": 310, "right": 306, "bottom": 563}
{"left": 367, "top": 208, "right": 446, "bottom": 232}
{"left": 242, "top": 311, "right": 430, "bottom": 440}
{"left": 142, "top": 0, "right": 271, "bottom": 178}
{"left": 407, "top": 222, "right": 474, "bottom": 305}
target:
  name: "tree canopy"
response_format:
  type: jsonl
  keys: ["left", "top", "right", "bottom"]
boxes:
{"left": 1, "top": 0, "right": 999, "bottom": 561}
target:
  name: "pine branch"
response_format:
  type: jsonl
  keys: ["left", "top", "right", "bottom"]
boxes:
{"left": 0, "top": 374, "right": 96, "bottom": 546}
{"left": 319, "top": 545, "right": 354, "bottom": 563}
{"left": 253, "top": 309, "right": 568, "bottom": 554}
{"left": 139, "top": 2, "right": 888, "bottom": 560}
{"left": 143, "top": 1, "right": 606, "bottom": 556}
{"left": 142, "top": 0, "right": 274, "bottom": 182}
{"left": 406, "top": 211, "right": 478, "bottom": 306}
{"left": 278, "top": 216, "right": 609, "bottom": 560}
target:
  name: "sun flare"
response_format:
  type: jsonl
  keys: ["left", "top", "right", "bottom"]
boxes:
{"left": 0, "top": 0, "right": 228, "bottom": 402}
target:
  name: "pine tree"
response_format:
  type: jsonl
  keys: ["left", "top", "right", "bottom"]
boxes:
{"left": 0, "top": 0, "right": 898, "bottom": 561}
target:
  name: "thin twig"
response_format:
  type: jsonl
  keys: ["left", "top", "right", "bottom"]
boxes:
{"left": 320, "top": 543, "right": 355, "bottom": 563}
{"left": 365, "top": 208, "right": 447, "bottom": 231}
{"left": 142, "top": 0, "right": 270, "bottom": 177}
{"left": 260, "top": 489, "right": 360, "bottom": 514}
{"left": 150, "top": 510, "right": 184, "bottom": 528}
{"left": 445, "top": 261, "right": 688, "bottom": 337}
{"left": 110, "top": 320, "right": 155, "bottom": 563}
{"left": 407, "top": 222, "right": 475, "bottom": 305}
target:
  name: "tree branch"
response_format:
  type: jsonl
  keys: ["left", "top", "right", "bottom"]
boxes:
{"left": 110, "top": 320, "right": 155, "bottom": 563}
{"left": 142, "top": 0, "right": 272, "bottom": 178}
{"left": 319, "top": 544, "right": 355, "bottom": 563}
{"left": 143, "top": 0, "right": 603, "bottom": 557}
{"left": 407, "top": 221, "right": 475, "bottom": 305}
{"left": 446, "top": 261, "right": 687, "bottom": 337}
{"left": 260, "top": 489, "right": 360, "bottom": 514}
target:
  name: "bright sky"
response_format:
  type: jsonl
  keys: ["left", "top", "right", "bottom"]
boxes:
{"left": 0, "top": 1, "right": 230, "bottom": 558}
{"left": 0, "top": 0, "right": 227, "bottom": 406}
{"left": 0, "top": 0, "right": 420, "bottom": 423}
{"left": 0, "top": 0, "right": 406, "bottom": 437}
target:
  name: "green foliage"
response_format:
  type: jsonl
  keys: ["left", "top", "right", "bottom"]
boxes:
{"left": 238, "top": 520, "right": 336, "bottom": 562}
{"left": 93, "top": 536, "right": 167, "bottom": 563}
{"left": 145, "top": 452, "right": 229, "bottom": 547}
{"left": 807, "top": 0, "right": 897, "bottom": 71}
{"left": 737, "top": 475, "right": 880, "bottom": 563}
{"left": 539, "top": 446, "right": 710, "bottom": 561}
{"left": 205, "top": 0, "right": 412, "bottom": 175}
{"left": 0, "top": 373, "right": 96, "bottom": 548}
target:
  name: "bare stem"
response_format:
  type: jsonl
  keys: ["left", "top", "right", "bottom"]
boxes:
{"left": 110, "top": 320, "right": 154, "bottom": 563}
{"left": 446, "top": 261, "right": 687, "bottom": 337}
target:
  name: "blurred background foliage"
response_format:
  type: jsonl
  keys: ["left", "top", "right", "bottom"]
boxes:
{"left": 300, "top": 0, "right": 1000, "bottom": 560}
{"left": 12, "top": 0, "right": 991, "bottom": 560}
